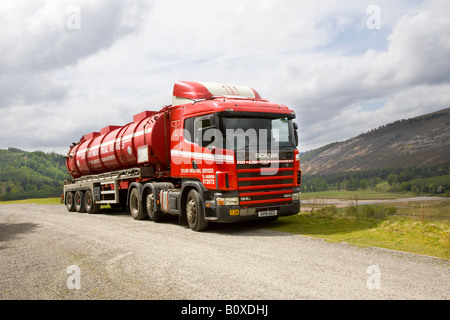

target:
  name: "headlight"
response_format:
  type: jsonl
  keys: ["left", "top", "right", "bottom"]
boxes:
{"left": 216, "top": 197, "right": 239, "bottom": 206}
{"left": 292, "top": 192, "right": 301, "bottom": 201}
{"left": 225, "top": 197, "right": 239, "bottom": 205}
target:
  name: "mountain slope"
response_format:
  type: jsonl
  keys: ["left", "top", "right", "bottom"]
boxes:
{"left": 300, "top": 108, "right": 450, "bottom": 176}
{"left": 0, "top": 148, "right": 69, "bottom": 201}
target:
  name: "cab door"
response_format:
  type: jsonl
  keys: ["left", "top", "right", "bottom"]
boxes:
{"left": 174, "top": 114, "right": 218, "bottom": 189}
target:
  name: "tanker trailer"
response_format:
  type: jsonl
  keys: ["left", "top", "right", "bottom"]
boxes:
{"left": 64, "top": 108, "right": 171, "bottom": 215}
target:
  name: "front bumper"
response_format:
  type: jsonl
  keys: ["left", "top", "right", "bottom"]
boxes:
{"left": 204, "top": 199, "right": 300, "bottom": 223}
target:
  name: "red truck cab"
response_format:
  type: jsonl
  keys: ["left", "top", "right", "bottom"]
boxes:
{"left": 166, "top": 82, "right": 301, "bottom": 229}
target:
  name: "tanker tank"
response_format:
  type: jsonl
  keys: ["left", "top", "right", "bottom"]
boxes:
{"left": 66, "top": 109, "right": 170, "bottom": 179}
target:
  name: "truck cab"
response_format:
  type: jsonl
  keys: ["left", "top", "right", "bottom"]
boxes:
{"left": 166, "top": 82, "right": 301, "bottom": 230}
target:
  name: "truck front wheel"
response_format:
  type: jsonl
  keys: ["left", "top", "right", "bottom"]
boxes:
{"left": 186, "top": 189, "right": 208, "bottom": 231}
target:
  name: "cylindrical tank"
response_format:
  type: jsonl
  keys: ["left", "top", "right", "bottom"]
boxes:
{"left": 66, "top": 109, "right": 170, "bottom": 178}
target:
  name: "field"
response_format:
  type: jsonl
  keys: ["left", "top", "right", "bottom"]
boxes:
{"left": 266, "top": 198, "right": 450, "bottom": 259}
{"left": 300, "top": 189, "right": 418, "bottom": 200}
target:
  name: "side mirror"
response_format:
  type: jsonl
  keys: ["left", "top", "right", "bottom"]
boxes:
{"left": 293, "top": 122, "right": 298, "bottom": 146}
{"left": 208, "top": 114, "right": 216, "bottom": 127}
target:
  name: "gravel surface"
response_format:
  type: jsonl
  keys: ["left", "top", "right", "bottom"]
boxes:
{"left": 0, "top": 204, "right": 448, "bottom": 300}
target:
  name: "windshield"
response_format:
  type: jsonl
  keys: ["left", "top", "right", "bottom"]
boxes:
{"left": 221, "top": 117, "right": 296, "bottom": 151}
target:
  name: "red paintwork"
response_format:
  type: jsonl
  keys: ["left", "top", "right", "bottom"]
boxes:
{"left": 66, "top": 108, "right": 170, "bottom": 178}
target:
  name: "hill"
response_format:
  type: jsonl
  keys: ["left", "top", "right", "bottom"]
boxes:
{"left": 300, "top": 108, "right": 450, "bottom": 176}
{"left": 0, "top": 148, "right": 69, "bottom": 201}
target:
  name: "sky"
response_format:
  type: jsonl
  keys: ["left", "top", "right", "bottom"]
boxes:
{"left": 1, "top": 0, "right": 449, "bottom": 155}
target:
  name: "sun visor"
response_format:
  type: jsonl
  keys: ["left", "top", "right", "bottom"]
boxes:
{"left": 172, "top": 81, "right": 262, "bottom": 106}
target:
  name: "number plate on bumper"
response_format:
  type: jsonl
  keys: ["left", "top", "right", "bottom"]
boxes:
{"left": 257, "top": 210, "right": 277, "bottom": 217}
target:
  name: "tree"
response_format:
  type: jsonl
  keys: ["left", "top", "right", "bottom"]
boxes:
{"left": 387, "top": 174, "right": 398, "bottom": 186}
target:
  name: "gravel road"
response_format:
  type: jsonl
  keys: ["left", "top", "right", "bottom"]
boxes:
{"left": 0, "top": 204, "right": 448, "bottom": 300}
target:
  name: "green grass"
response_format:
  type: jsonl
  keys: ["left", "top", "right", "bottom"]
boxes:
{"left": 0, "top": 197, "right": 62, "bottom": 205}
{"left": 409, "top": 174, "right": 450, "bottom": 186}
{"left": 383, "top": 200, "right": 450, "bottom": 219}
{"left": 265, "top": 201, "right": 450, "bottom": 259}
{"left": 357, "top": 218, "right": 449, "bottom": 259}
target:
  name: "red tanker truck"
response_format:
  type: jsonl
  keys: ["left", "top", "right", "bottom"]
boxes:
{"left": 63, "top": 81, "right": 301, "bottom": 231}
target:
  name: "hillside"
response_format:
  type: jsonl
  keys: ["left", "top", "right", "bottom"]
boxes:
{"left": 300, "top": 108, "right": 450, "bottom": 176}
{"left": 0, "top": 148, "right": 69, "bottom": 201}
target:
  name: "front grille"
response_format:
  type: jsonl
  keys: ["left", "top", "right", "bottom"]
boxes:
{"left": 237, "top": 151, "right": 295, "bottom": 208}
{"left": 239, "top": 188, "right": 293, "bottom": 207}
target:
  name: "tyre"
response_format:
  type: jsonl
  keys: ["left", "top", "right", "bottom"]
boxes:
{"left": 145, "top": 190, "right": 164, "bottom": 222}
{"left": 129, "top": 188, "right": 147, "bottom": 220}
{"left": 186, "top": 189, "right": 208, "bottom": 231}
{"left": 74, "top": 190, "right": 86, "bottom": 213}
{"left": 84, "top": 190, "right": 100, "bottom": 214}
{"left": 65, "top": 192, "right": 76, "bottom": 212}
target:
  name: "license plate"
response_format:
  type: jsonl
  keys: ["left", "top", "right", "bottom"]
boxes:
{"left": 257, "top": 210, "right": 277, "bottom": 217}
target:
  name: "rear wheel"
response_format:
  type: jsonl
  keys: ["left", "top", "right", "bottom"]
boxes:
{"left": 146, "top": 190, "right": 164, "bottom": 222}
{"left": 74, "top": 190, "right": 86, "bottom": 213}
{"left": 65, "top": 192, "right": 75, "bottom": 212}
{"left": 129, "top": 188, "right": 147, "bottom": 220}
{"left": 186, "top": 189, "right": 208, "bottom": 231}
{"left": 84, "top": 190, "right": 100, "bottom": 214}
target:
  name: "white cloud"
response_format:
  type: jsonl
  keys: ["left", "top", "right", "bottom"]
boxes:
{"left": 0, "top": 0, "right": 449, "bottom": 156}
{"left": 0, "top": 0, "right": 150, "bottom": 107}
{"left": 271, "top": 0, "right": 450, "bottom": 150}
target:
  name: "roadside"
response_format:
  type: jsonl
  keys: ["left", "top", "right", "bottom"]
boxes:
{"left": 276, "top": 196, "right": 450, "bottom": 259}
{"left": 300, "top": 196, "right": 449, "bottom": 209}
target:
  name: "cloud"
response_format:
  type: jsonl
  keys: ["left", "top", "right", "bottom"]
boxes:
{"left": 0, "top": 0, "right": 449, "bottom": 156}
{"left": 270, "top": 0, "right": 450, "bottom": 150}
{"left": 0, "top": 0, "right": 150, "bottom": 107}
{"left": 1, "top": 0, "right": 149, "bottom": 72}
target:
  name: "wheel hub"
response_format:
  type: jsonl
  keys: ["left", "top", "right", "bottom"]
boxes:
{"left": 186, "top": 199, "right": 196, "bottom": 222}
{"left": 146, "top": 193, "right": 154, "bottom": 213}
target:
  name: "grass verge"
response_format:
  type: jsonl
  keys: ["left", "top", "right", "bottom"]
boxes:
{"left": 0, "top": 198, "right": 62, "bottom": 205}
{"left": 265, "top": 201, "right": 450, "bottom": 260}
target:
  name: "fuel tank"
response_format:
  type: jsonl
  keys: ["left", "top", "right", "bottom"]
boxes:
{"left": 66, "top": 109, "right": 170, "bottom": 178}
